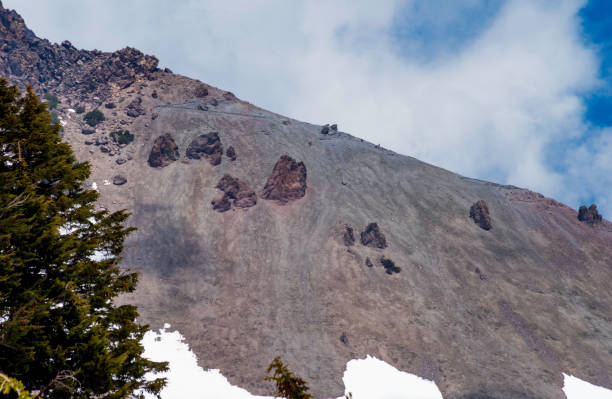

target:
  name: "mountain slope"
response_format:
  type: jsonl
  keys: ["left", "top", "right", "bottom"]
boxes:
{"left": 1, "top": 3, "right": 611, "bottom": 398}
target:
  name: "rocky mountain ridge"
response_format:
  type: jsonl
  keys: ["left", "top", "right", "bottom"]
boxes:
{"left": 1, "top": 3, "right": 611, "bottom": 399}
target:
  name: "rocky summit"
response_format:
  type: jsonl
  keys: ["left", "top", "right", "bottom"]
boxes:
{"left": 1, "top": 3, "right": 611, "bottom": 398}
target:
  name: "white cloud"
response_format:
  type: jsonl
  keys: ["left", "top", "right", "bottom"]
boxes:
{"left": 4, "top": 0, "right": 610, "bottom": 215}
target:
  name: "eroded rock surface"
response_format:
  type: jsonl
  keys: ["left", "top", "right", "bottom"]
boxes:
{"left": 578, "top": 204, "right": 603, "bottom": 225}
{"left": 148, "top": 133, "right": 179, "bottom": 168}
{"left": 213, "top": 174, "right": 257, "bottom": 211}
{"left": 470, "top": 200, "right": 492, "bottom": 230}
{"left": 186, "top": 132, "right": 223, "bottom": 166}
{"left": 261, "top": 155, "right": 307, "bottom": 203}
{"left": 360, "top": 223, "right": 387, "bottom": 249}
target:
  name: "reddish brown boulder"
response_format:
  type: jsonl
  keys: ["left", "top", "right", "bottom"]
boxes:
{"left": 470, "top": 200, "right": 492, "bottom": 230}
{"left": 360, "top": 223, "right": 387, "bottom": 249}
{"left": 186, "top": 132, "right": 223, "bottom": 166}
{"left": 261, "top": 155, "right": 307, "bottom": 203}
{"left": 214, "top": 174, "right": 257, "bottom": 211}
{"left": 578, "top": 204, "right": 603, "bottom": 225}
{"left": 148, "top": 133, "right": 179, "bottom": 168}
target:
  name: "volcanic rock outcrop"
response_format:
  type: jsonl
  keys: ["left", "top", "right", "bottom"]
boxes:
{"left": 470, "top": 200, "right": 492, "bottom": 230}
{"left": 126, "top": 97, "right": 145, "bottom": 118}
{"left": 186, "top": 132, "right": 223, "bottom": 166}
{"left": 577, "top": 204, "right": 603, "bottom": 225}
{"left": 148, "top": 134, "right": 179, "bottom": 168}
{"left": 261, "top": 155, "right": 307, "bottom": 203}
{"left": 212, "top": 174, "right": 257, "bottom": 212}
{"left": 360, "top": 223, "right": 387, "bottom": 249}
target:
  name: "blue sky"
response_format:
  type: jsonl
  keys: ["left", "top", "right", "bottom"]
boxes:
{"left": 4, "top": 0, "right": 611, "bottom": 218}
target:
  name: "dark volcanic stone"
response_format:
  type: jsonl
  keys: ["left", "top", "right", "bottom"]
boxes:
{"left": 578, "top": 204, "right": 603, "bottom": 225}
{"left": 261, "top": 155, "right": 307, "bottom": 203}
{"left": 115, "top": 158, "right": 126, "bottom": 165}
{"left": 470, "top": 200, "right": 492, "bottom": 230}
{"left": 211, "top": 193, "right": 232, "bottom": 213}
{"left": 148, "top": 133, "right": 179, "bottom": 168}
{"left": 112, "top": 175, "right": 127, "bottom": 185}
{"left": 81, "top": 128, "right": 95, "bottom": 135}
{"left": 226, "top": 146, "right": 237, "bottom": 161}
{"left": 195, "top": 85, "right": 209, "bottom": 98}
{"left": 321, "top": 124, "right": 330, "bottom": 135}
{"left": 330, "top": 124, "right": 338, "bottom": 131}
{"left": 186, "top": 132, "right": 223, "bottom": 166}
{"left": 365, "top": 257, "right": 373, "bottom": 268}
{"left": 126, "top": 97, "right": 145, "bottom": 117}
{"left": 151, "top": 90, "right": 158, "bottom": 99}
{"left": 340, "top": 332, "right": 349, "bottom": 346}
{"left": 216, "top": 174, "right": 257, "bottom": 209}
{"left": 104, "top": 102, "right": 116, "bottom": 109}
{"left": 343, "top": 225, "right": 355, "bottom": 246}
{"left": 360, "top": 223, "right": 387, "bottom": 249}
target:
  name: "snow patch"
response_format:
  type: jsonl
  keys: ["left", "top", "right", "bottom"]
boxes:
{"left": 140, "top": 326, "right": 446, "bottom": 399}
{"left": 91, "top": 182, "right": 98, "bottom": 191}
{"left": 340, "top": 356, "right": 443, "bottom": 399}
{"left": 563, "top": 373, "right": 612, "bottom": 399}
{"left": 103, "top": 179, "right": 111, "bottom": 186}
{"left": 67, "top": 108, "right": 75, "bottom": 113}
{"left": 140, "top": 325, "right": 272, "bottom": 399}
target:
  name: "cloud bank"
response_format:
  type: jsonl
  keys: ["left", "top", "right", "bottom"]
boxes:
{"left": 5, "top": 0, "right": 611, "bottom": 216}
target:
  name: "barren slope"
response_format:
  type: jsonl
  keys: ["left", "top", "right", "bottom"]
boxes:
{"left": 2, "top": 4, "right": 611, "bottom": 398}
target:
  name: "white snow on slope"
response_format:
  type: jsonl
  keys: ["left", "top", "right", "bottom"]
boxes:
{"left": 140, "top": 325, "right": 444, "bottom": 399}
{"left": 140, "top": 325, "right": 272, "bottom": 399}
{"left": 563, "top": 373, "right": 612, "bottom": 399}
{"left": 341, "top": 356, "right": 443, "bottom": 399}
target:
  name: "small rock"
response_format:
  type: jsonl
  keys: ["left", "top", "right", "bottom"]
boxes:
{"left": 112, "top": 175, "right": 127, "bottom": 185}
{"left": 223, "top": 91, "right": 235, "bottom": 100}
{"left": 360, "top": 223, "right": 387, "bottom": 249}
{"left": 95, "top": 136, "right": 108, "bottom": 146}
{"left": 578, "top": 204, "right": 603, "bottom": 225}
{"left": 126, "top": 97, "right": 146, "bottom": 118}
{"left": 343, "top": 225, "right": 355, "bottom": 246}
{"left": 330, "top": 124, "right": 338, "bottom": 131}
{"left": 100, "top": 146, "right": 109, "bottom": 153}
{"left": 151, "top": 90, "right": 158, "bottom": 99}
{"left": 197, "top": 104, "right": 208, "bottom": 111}
{"left": 210, "top": 98, "right": 218, "bottom": 107}
{"left": 321, "top": 124, "right": 330, "bottom": 135}
{"left": 84, "top": 140, "right": 94, "bottom": 145}
{"left": 116, "top": 158, "right": 126, "bottom": 165}
{"left": 365, "top": 257, "right": 373, "bottom": 268}
{"left": 195, "top": 85, "right": 209, "bottom": 98}
{"left": 340, "top": 332, "right": 349, "bottom": 346}
{"left": 81, "top": 128, "right": 96, "bottom": 135}
{"left": 470, "top": 200, "right": 492, "bottom": 230}
{"left": 282, "top": 120, "right": 290, "bottom": 125}
{"left": 226, "top": 146, "right": 237, "bottom": 161}
{"left": 151, "top": 112, "right": 158, "bottom": 120}
{"left": 104, "top": 102, "right": 116, "bottom": 109}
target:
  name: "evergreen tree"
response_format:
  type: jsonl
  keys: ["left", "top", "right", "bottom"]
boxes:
{"left": 265, "top": 357, "right": 311, "bottom": 399}
{"left": 0, "top": 79, "right": 167, "bottom": 398}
